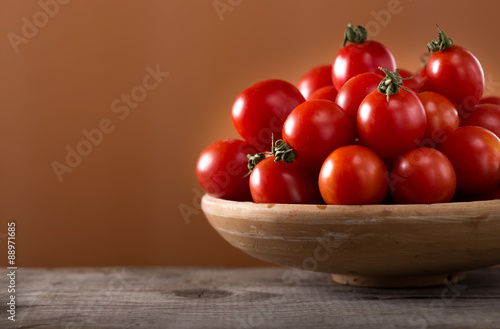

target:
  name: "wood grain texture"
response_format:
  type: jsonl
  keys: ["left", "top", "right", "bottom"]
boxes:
{"left": 1, "top": 266, "right": 499, "bottom": 329}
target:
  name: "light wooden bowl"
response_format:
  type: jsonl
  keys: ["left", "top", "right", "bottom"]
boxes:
{"left": 202, "top": 194, "right": 500, "bottom": 288}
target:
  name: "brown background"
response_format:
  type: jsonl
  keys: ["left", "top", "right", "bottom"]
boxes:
{"left": 1, "top": 0, "right": 500, "bottom": 267}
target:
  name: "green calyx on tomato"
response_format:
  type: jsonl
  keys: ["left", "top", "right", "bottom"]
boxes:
{"left": 343, "top": 23, "right": 368, "bottom": 47}
{"left": 427, "top": 24, "right": 453, "bottom": 52}
{"left": 377, "top": 67, "right": 411, "bottom": 101}
{"left": 244, "top": 135, "right": 295, "bottom": 177}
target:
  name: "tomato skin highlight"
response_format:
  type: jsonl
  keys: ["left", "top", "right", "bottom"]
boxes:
{"left": 357, "top": 89, "right": 427, "bottom": 160}
{"left": 439, "top": 126, "right": 500, "bottom": 194}
{"left": 332, "top": 40, "right": 396, "bottom": 91}
{"left": 335, "top": 72, "right": 383, "bottom": 136}
{"left": 319, "top": 145, "right": 388, "bottom": 205}
{"left": 283, "top": 99, "right": 354, "bottom": 169}
{"left": 417, "top": 91, "right": 459, "bottom": 147}
{"left": 461, "top": 103, "right": 500, "bottom": 138}
{"left": 297, "top": 65, "right": 334, "bottom": 100}
{"left": 390, "top": 148, "right": 456, "bottom": 204}
{"left": 196, "top": 139, "right": 258, "bottom": 201}
{"left": 249, "top": 157, "right": 323, "bottom": 204}
{"left": 426, "top": 45, "right": 484, "bottom": 116}
{"left": 231, "top": 79, "right": 305, "bottom": 151}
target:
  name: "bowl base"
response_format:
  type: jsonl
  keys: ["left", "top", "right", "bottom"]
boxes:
{"left": 331, "top": 272, "right": 467, "bottom": 288}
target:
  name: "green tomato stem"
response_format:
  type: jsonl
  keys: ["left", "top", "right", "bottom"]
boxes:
{"left": 377, "top": 67, "right": 412, "bottom": 102}
{"left": 427, "top": 24, "right": 453, "bottom": 52}
{"left": 343, "top": 24, "right": 368, "bottom": 47}
{"left": 244, "top": 134, "right": 295, "bottom": 177}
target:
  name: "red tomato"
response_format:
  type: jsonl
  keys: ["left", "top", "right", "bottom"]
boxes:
{"left": 319, "top": 145, "right": 388, "bottom": 205}
{"left": 455, "top": 187, "right": 500, "bottom": 202}
{"left": 196, "top": 139, "right": 258, "bottom": 201}
{"left": 297, "top": 65, "right": 334, "bottom": 100}
{"left": 439, "top": 126, "right": 500, "bottom": 194}
{"left": 249, "top": 157, "right": 322, "bottom": 204}
{"left": 398, "top": 68, "right": 419, "bottom": 91}
{"left": 415, "top": 76, "right": 432, "bottom": 93}
{"left": 308, "top": 86, "right": 338, "bottom": 102}
{"left": 417, "top": 65, "right": 427, "bottom": 80}
{"left": 417, "top": 91, "right": 459, "bottom": 147}
{"left": 358, "top": 88, "right": 427, "bottom": 160}
{"left": 479, "top": 96, "right": 500, "bottom": 106}
{"left": 332, "top": 24, "right": 396, "bottom": 90}
{"left": 282, "top": 99, "right": 354, "bottom": 169}
{"left": 335, "top": 72, "right": 383, "bottom": 136}
{"left": 461, "top": 103, "right": 500, "bottom": 138}
{"left": 426, "top": 27, "right": 484, "bottom": 117}
{"left": 232, "top": 79, "right": 305, "bottom": 151}
{"left": 390, "top": 148, "right": 456, "bottom": 204}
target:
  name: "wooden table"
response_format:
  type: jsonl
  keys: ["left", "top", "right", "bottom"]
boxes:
{"left": 2, "top": 266, "right": 500, "bottom": 328}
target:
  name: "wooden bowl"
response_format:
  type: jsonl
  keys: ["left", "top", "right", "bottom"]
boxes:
{"left": 202, "top": 194, "right": 500, "bottom": 288}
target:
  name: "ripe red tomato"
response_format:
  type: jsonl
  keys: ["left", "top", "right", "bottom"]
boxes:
{"left": 282, "top": 99, "right": 354, "bottom": 169}
{"left": 479, "top": 96, "right": 500, "bottom": 106}
{"left": 196, "top": 139, "right": 258, "bottom": 201}
{"left": 358, "top": 87, "right": 427, "bottom": 160}
{"left": 415, "top": 76, "right": 431, "bottom": 93}
{"left": 425, "top": 27, "right": 484, "bottom": 117}
{"left": 439, "top": 126, "right": 500, "bottom": 194}
{"left": 417, "top": 64, "right": 427, "bottom": 80}
{"left": 455, "top": 186, "right": 500, "bottom": 202}
{"left": 297, "top": 65, "right": 334, "bottom": 100}
{"left": 398, "top": 68, "right": 420, "bottom": 91}
{"left": 308, "top": 86, "right": 338, "bottom": 102}
{"left": 417, "top": 91, "right": 459, "bottom": 147}
{"left": 335, "top": 72, "right": 383, "bottom": 136}
{"left": 249, "top": 157, "right": 322, "bottom": 204}
{"left": 332, "top": 24, "right": 396, "bottom": 90}
{"left": 461, "top": 103, "right": 500, "bottom": 138}
{"left": 319, "top": 145, "right": 388, "bottom": 205}
{"left": 390, "top": 148, "right": 456, "bottom": 204}
{"left": 232, "top": 79, "right": 305, "bottom": 151}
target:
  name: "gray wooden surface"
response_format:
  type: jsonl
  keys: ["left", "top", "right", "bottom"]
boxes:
{"left": 1, "top": 266, "right": 499, "bottom": 329}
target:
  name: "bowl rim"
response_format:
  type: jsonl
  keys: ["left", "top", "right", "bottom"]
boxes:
{"left": 202, "top": 194, "right": 500, "bottom": 224}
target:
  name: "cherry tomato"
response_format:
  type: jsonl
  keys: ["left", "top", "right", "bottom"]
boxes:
{"left": 425, "top": 27, "right": 484, "bottom": 117}
{"left": 398, "top": 68, "right": 419, "bottom": 91}
{"left": 479, "top": 96, "right": 500, "bottom": 106}
{"left": 416, "top": 64, "right": 427, "bottom": 80}
{"left": 196, "top": 139, "right": 258, "bottom": 201}
{"left": 413, "top": 59, "right": 429, "bottom": 93}
{"left": 439, "top": 126, "right": 500, "bottom": 194}
{"left": 335, "top": 72, "right": 383, "bottom": 136}
{"left": 417, "top": 91, "right": 459, "bottom": 147}
{"left": 455, "top": 186, "right": 500, "bottom": 202}
{"left": 282, "top": 99, "right": 354, "bottom": 169}
{"left": 308, "top": 86, "right": 338, "bottom": 102}
{"left": 297, "top": 65, "right": 334, "bottom": 100}
{"left": 332, "top": 24, "right": 396, "bottom": 90}
{"left": 415, "top": 76, "right": 431, "bottom": 93}
{"left": 249, "top": 157, "right": 322, "bottom": 204}
{"left": 319, "top": 145, "right": 388, "bottom": 205}
{"left": 358, "top": 88, "right": 427, "bottom": 160}
{"left": 232, "top": 79, "right": 305, "bottom": 151}
{"left": 390, "top": 148, "right": 456, "bottom": 204}
{"left": 461, "top": 103, "right": 500, "bottom": 138}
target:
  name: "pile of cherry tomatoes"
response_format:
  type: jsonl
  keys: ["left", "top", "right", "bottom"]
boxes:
{"left": 196, "top": 24, "right": 500, "bottom": 205}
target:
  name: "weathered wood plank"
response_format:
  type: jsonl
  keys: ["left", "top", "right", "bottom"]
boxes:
{"left": 0, "top": 266, "right": 499, "bottom": 328}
